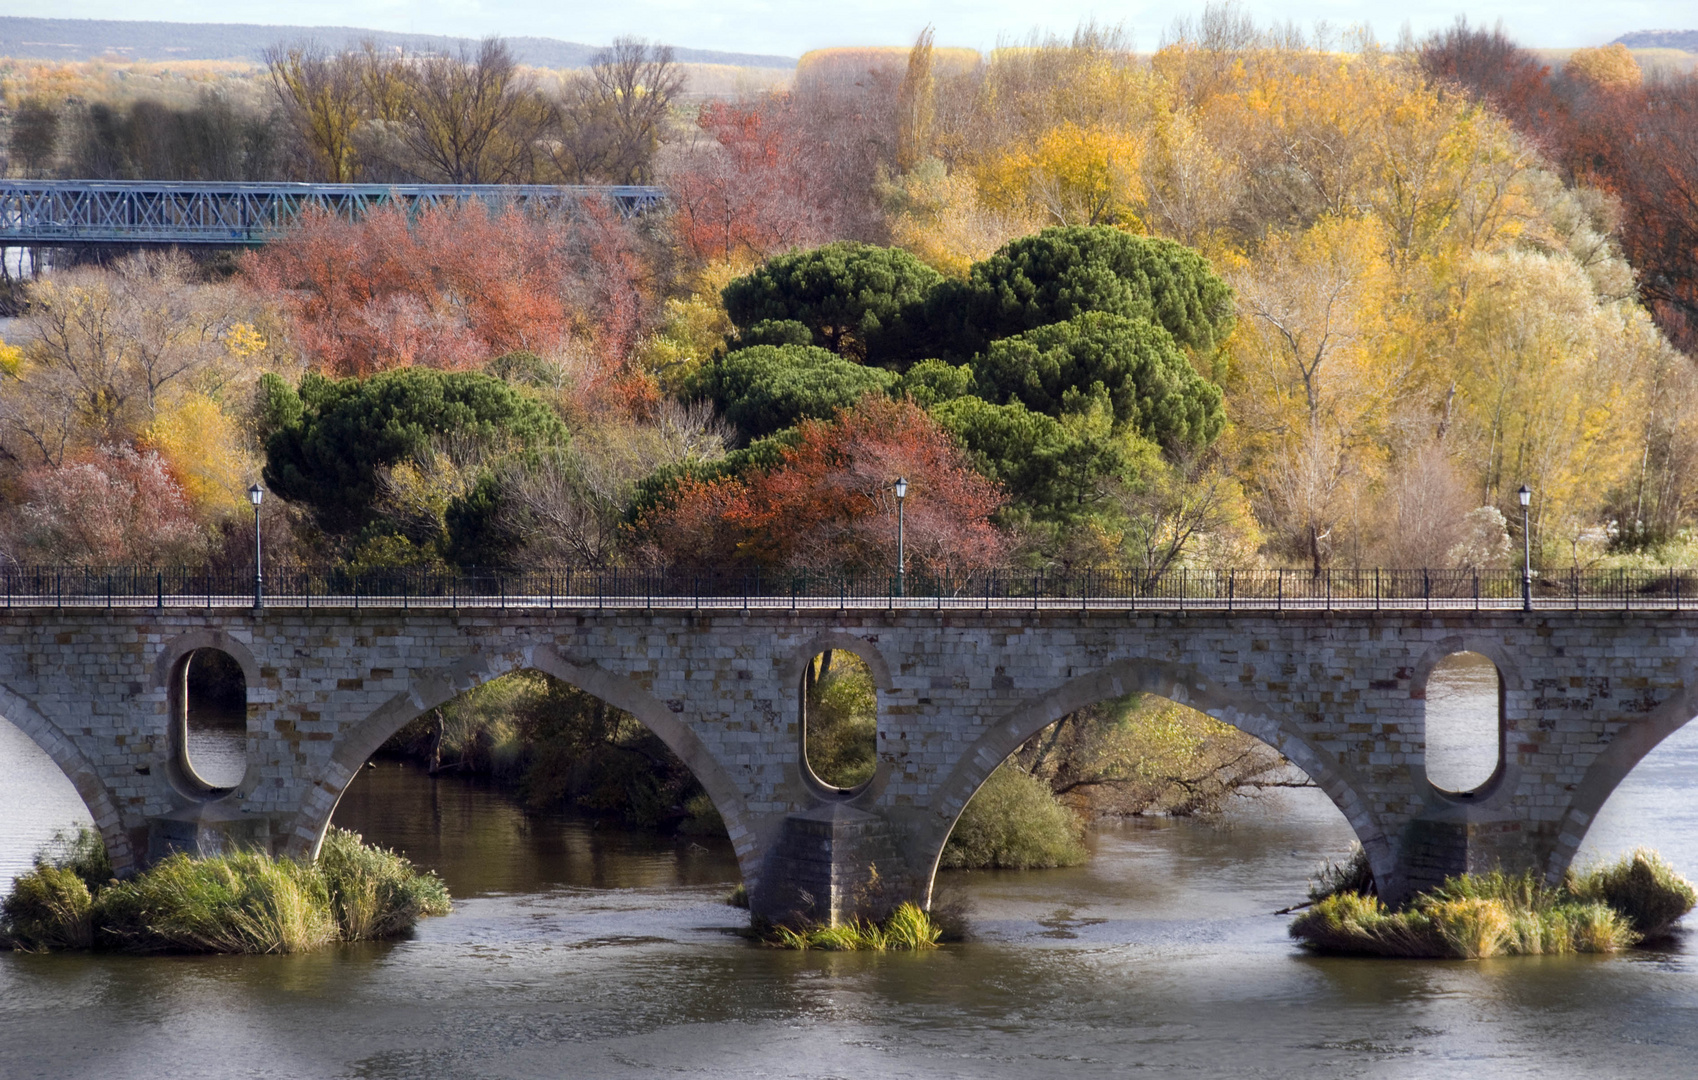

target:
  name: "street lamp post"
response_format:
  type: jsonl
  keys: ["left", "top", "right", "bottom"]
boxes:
{"left": 249, "top": 484, "right": 265, "bottom": 612}
{"left": 1519, "top": 484, "right": 1532, "bottom": 612}
{"left": 893, "top": 477, "right": 908, "bottom": 598}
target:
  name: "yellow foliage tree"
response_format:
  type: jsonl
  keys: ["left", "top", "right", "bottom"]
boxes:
{"left": 1564, "top": 44, "right": 1643, "bottom": 91}
{"left": 1229, "top": 215, "right": 1403, "bottom": 569}
{"left": 878, "top": 159, "right": 1038, "bottom": 276}
{"left": 145, "top": 393, "right": 256, "bottom": 521}
{"left": 1451, "top": 249, "right": 1646, "bottom": 547}
{"left": 637, "top": 260, "right": 747, "bottom": 392}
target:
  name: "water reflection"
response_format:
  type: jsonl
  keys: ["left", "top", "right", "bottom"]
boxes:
{"left": 0, "top": 718, "right": 90, "bottom": 888}
{"left": 331, "top": 763, "right": 739, "bottom": 897}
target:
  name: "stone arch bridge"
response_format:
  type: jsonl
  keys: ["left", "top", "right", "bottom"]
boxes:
{"left": 2, "top": 597, "right": 1693, "bottom": 921}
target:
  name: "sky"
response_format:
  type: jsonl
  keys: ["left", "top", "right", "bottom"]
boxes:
{"left": 8, "top": 0, "right": 1691, "bottom": 56}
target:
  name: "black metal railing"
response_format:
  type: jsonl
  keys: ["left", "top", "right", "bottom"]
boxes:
{"left": 0, "top": 565, "right": 1693, "bottom": 613}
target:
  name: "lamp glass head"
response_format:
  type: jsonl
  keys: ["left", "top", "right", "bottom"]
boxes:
{"left": 249, "top": 484, "right": 264, "bottom": 506}
{"left": 1518, "top": 484, "right": 1531, "bottom": 508}
{"left": 894, "top": 477, "right": 908, "bottom": 499}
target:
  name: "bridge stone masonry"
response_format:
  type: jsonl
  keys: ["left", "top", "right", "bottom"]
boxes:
{"left": 2, "top": 600, "right": 1695, "bottom": 923}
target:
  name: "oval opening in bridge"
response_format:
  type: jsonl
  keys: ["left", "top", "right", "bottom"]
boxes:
{"left": 800, "top": 651, "right": 877, "bottom": 791}
{"left": 1424, "top": 651, "right": 1503, "bottom": 795}
{"left": 177, "top": 648, "right": 248, "bottom": 794}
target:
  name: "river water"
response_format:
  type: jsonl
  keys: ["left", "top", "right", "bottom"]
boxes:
{"left": 4, "top": 686, "right": 1698, "bottom": 1078}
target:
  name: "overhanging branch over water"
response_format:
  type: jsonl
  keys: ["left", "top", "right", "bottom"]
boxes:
{"left": 0, "top": 181, "right": 666, "bottom": 246}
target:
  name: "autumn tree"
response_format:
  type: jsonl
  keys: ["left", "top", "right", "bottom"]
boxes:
{"left": 244, "top": 200, "right": 656, "bottom": 377}
{"left": 394, "top": 38, "right": 549, "bottom": 184}
{"left": 0, "top": 252, "right": 266, "bottom": 467}
{"left": 4, "top": 445, "right": 205, "bottom": 565}
{"left": 7, "top": 97, "right": 62, "bottom": 177}
{"left": 662, "top": 99, "right": 842, "bottom": 263}
{"left": 493, "top": 400, "right": 728, "bottom": 568}
{"left": 265, "top": 42, "right": 364, "bottom": 182}
{"left": 634, "top": 396, "right": 1006, "bottom": 574}
{"left": 552, "top": 37, "right": 685, "bottom": 184}
{"left": 1229, "top": 216, "right": 1401, "bottom": 572}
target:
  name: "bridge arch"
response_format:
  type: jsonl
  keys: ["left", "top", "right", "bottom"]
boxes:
{"left": 1546, "top": 657, "right": 1698, "bottom": 883}
{"left": 0, "top": 681, "right": 134, "bottom": 874}
{"left": 281, "top": 642, "right": 757, "bottom": 882}
{"left": 917, "top": 655, "right": 1392, "bottom": 905}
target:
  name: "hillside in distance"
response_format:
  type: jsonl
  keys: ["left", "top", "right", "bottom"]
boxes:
{"left": 0, "top": 16, "right": 795, "bottom": 69}
{"left": 1614, "top": 29, "right": 1698, "bottom": 50}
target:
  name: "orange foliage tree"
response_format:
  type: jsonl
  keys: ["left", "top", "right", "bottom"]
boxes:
{"left": 635, "top": 397, "right": 1007, "bottom": 575}
{"left": 244, "top": 199, "right": 653, "bottom": 376}
{"left": 663, "top": 100, "right": 841, "bottom": 263}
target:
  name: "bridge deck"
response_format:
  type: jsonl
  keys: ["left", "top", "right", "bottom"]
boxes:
{"left": 0, "top": 181, "right": 665, "bottom": 246}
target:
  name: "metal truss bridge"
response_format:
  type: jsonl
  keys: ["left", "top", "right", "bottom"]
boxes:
{"left": 0, "top": 181, "right": 666, "bottom": 246}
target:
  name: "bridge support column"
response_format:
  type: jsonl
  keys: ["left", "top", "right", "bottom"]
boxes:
{"left": 1384, "top": 800, "right": 1560, "bottom": 903}
{"left": 146, "top": 802, "right": 281, "bottom": 863}
{"left": 750, "top": 804, "right": 913, "bottom": 925}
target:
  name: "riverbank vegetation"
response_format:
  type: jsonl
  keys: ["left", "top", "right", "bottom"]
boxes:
{"left": 1289, "top": 849, "right": 1697, "bottom": 958}
{"left": 0, "top": 827, "right": 450, "bottom": 954}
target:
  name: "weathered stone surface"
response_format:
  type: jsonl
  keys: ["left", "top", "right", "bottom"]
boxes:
{"left": 0, "top": 607, "right": 1693, "bottom": 918}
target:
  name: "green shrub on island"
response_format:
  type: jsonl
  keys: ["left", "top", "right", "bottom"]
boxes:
{"left": 96, "top": 850, "right": 338, "bottom": 954}
{"left": 1289, "top": 849, "right": 1696, "bottom": 959}
{"left": 1566, "top": 848, "right": 1698, "bottom": 937}
{"left": 0, "top": 827, "right": 450, "bottom": 954}
{"left": 0, "top": 863, "right": 96, "bottom": 952}
{"left": 767, "top": 902, "right": 943, "bottom": 952}
{"left": 315, "top": 827, "right": 452, "bottom": 942}
{"left": 939, "top": 765, "right": 1088, "bottom": 870}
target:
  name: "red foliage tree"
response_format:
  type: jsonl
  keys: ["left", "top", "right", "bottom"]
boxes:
{"left": 1421, "top": 22, "right": 1698, "bottom": 353}
{"left": 663, "top": 100, "right": 840, "bottom": 262}
{"left": 1584, "top": 82, "right": 1698, "bottom": 350}
{"left": 636, "top": 397, "right": 1007, "bottom": 575}
{"left": 663, "top": 68, "right": 897, "bottom": 264}
{"left": 244, "top": 199, "right": 654, "bottom": 376}
{"left": 7, "top": 444, "right": 204, "bottom": 565}
{"left": 1419, "top": 21, "right": 1563, "bottom": 143}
